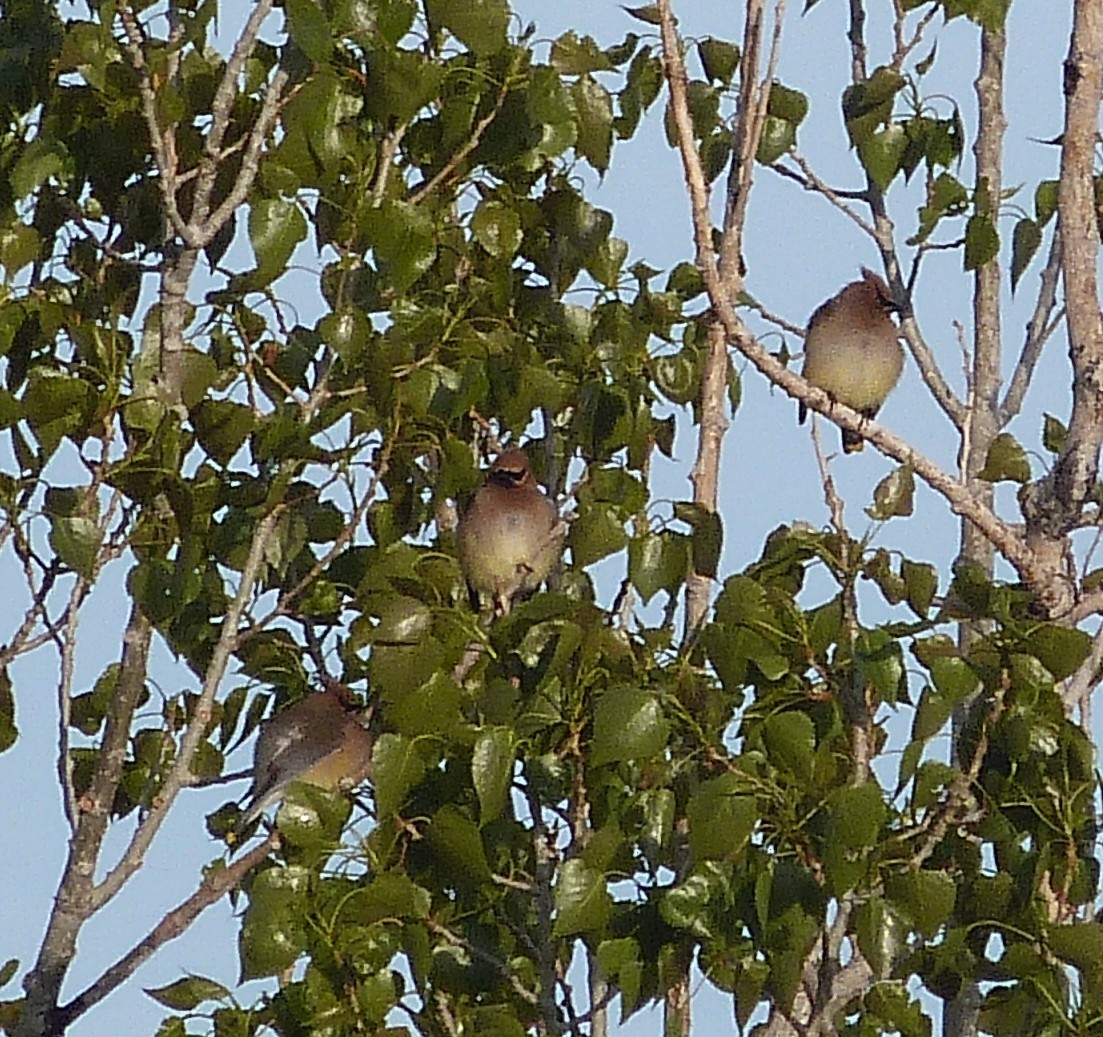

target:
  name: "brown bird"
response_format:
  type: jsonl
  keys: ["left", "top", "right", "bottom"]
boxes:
{"left": 799, "top": 268, "right": 903, "bottom": 453}
{"left": 240, "top": 684, "right": 373, "bottom": 827}
{"left": 456, "top": 447, "right": 564, "bottom": 616}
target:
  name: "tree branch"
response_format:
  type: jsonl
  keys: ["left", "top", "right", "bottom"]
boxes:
{"left": 15, "top": 607, "right": 153, "bottom": 1037}
{"left": 54, "top": 836, "right": 278, "bottom": 1028}
{"left": 1034, "top": 0, "right": 1103, "bottom": 529}
{"left": 92, "top": 506, "right": 284, "bottom": 908}
{"left": 1001, "top": 227, "right": 1063, "bottom": 423}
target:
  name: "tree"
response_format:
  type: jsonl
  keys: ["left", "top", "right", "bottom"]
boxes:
{"left": 1, "top": 0, "right": 1100, "bottom": 1036}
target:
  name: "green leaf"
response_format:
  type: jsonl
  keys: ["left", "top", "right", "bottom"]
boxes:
{"left": 687, "top": 775, "right": 756, "bottom": 859}
{"left": 0, "top": 669, "right": 16, "bottom": 753}
{"left": 841, "top": 67, "right": 905, "bottom": 148}
{"left": 591, "top": 687, "right": 669, "bottom": 765}
{"left": 942, "top": 0, "right": 1011, "bottom": 31}
{"left": 867, "top": 465, "right": 915, "bottom": 520}
{"left": 284, "top": 0, "right": 333, "bottom": 62}
{"left": 858, "top": 123, "right": 906, "bottom": 191}
{"left": 472, "top": 727, "right": 515, "bottom": 824}
{"left": 49, "top": 516, "right": 100, "bottom": 578}
{"left": 628, "top": 530, "right": 689, "bottom": 603}
{"left": 661, "top": 871, "right": 716, "bottom": 938}
{"left": 1010, "top": 217, "right": 1041, "bottom": 293}
{"left": 884, "top": 869, "right": 956, "bottom": 937}
{"left": 144, "top": 976, "right": 231, "bottom": 1011}
{"left": 977, "top": 432, "right": 1030, "bottom": 483}
{"left": 652, "top": 350, "right": 698, "bottom": 405}
{"left": 554, "top": 858, "right": 612, "bottom": 936}
{"left": 364, "top": 200, "right": 435, "bottom": 294}
{"left": 902, "top": 560, "right": 938, "bottom": 616}
{"left": 586, "top": 236, "right": 629, "bottom": 288}
{"left": 622, "top": 4, "right": 661, "bottom": 24}
{"left": 665, "top": 261, "right": 704, "bottom": 299}
{"left": 826, "top": 781, "right": 885, "bottom": 850}
{"left": 425, "top": 0, "right": 508, "bottom": 55}
{"left": 192, "top": 399, "right": 254, "bottom": 466}
{"left": 857, "top": 628, "right": 905, "bottom": 705}
{"left": 768, "top": 83, "right": 808, "bottom": 126}
{"left": 913, "top": 636, "right": 978, "bottom": 702}
{"left": 674, "top": 502, "right": 723, "bottom": 579}
{"left": 247, "top": 197, "right": 307, "bottom": 289}
{"left": 470, "top": 1007, "right": 526, "bottom": 1037}
{"left": 238, "top": 871, "right": 310, "bottom": 980}
{"left": 697, "top": 38, "right": 740, "bottom": 85}
{"left": 1042, "top": 413, "right": 1067, "bottom": 454}
{"left": 569, "top": 502, "right": 627, "bottom": 568}
{"left": 319, "top": 308, "right": 371, "bottom": 358}
{"left": 276, "top": 782, "right": 351, "bottom": 847}
{"left": 427, "top": 805, "right": 492, "bottom": 886}
{"left": 10, "top": 137, "right": 71, "bottom": 198}
{"left": 344, "top": 872, "right": 431, "bottom": 925}
{"left": 573, "top": 74, "right": 614, "bottom": 173}
{"left": 1035, "top": 179, "right": 1059, "bottom": 226}
{"left": 915, "top": 41, "right": 938, "bottom": 76}
{"left": 23, "top": 368, "right": 95, "bottom": 455}
{"left": 0, "top": 222, "right": 39, "bottom": 276}
{"left": 550, "top": 31, "right": 614, "bottom": 74}
{"left": 855, "top": 897, "right": 907, "bottom": 979}
{"left": 912, "top": 685, "right": 954, "bottom": 742}
{"left": 756, "top": 115, "right": 796, "bottom": 164}
{"left": 963, "top": 212, "right": 999, "bottom": 271}
{"left": 1047, "top": 922, "right": 1103, "bottom": 973}
{"left": 372, "top": 733, "right": 426, "bottom": 817}
{"left": 1023, "top": 625, "right": 1091, "bottom": 682}
{"left": 762, "top": 711, "right": 815, "bottom": 781}
{"left": 471, "top": 200, "right": 522, "bottom": 259}
{"left": 912, "top": 172, "right": 968, "bottom": 244}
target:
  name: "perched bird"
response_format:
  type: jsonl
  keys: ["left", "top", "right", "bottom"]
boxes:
{"left": 239, "top": 684, "right": 373, "bottom": 827}
{"left": 456, "top": 447, "right": 564, "bottom": 616}
{"left": 799, "top": 268, "right": 903, "bottom": 453}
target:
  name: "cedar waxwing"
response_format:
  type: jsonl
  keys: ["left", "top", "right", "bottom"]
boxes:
{"left": 456, "top": 448, "right": 564, "bottom": 616}
{"left": 239, "top": 684, "right": 373, "bottom": 827}
{"left": 799, "top": 268, "right": 903, "bottom": 453}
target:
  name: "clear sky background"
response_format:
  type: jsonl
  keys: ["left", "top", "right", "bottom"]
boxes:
{"left": 0, "top": 1, "right": 1079, "bottom": 1035}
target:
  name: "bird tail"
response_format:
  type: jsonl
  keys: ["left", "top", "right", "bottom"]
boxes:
{"left": 236, "top": 780, "right": 283, "bottom": 832}
{"left": 842, "top": 429, "right": 865, "bottom": 453}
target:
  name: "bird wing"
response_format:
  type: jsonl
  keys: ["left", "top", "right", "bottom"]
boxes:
{"left": 240, "top": 715, "right": 343, "bottom": 823}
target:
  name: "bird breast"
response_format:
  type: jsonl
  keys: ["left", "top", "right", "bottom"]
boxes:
{"left": 458, "top": 494, "right": 558, "bottom": 592}
{"left": 803, "top": 323, "right": 903, "bottom": 412}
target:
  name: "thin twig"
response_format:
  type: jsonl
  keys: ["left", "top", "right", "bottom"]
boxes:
{"left": 771, "top": 157, "right": 876, "bottom": 234}
{"left": 1002, "top": 227, "right": 1063, "bottom": 422}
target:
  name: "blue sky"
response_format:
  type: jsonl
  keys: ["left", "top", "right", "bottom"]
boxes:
{"left": 0, "top": 2, "right": 1079, "bottom": 1035}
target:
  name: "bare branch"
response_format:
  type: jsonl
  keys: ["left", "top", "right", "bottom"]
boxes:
{"left": 194, "top": 68, "right": 292, "bottom": 249}
{"left": 118, "top": 7, "right": 186, "bottom": 236}
{"left": 1002, "top": 227, "right": 1063, "bottom": 422}
{"left": 1033, "top": 0, "right": 1103, "bottom": 528}
{"left": 892, "top": 0, "right": 941, "bottom": 69}
{"left": 15, "top": 607, "right": 154, "bottom": 1037}
{"left": 92, "top": 507, "right": 284, "bottom": 908}
{"left": 54, "top": 836, "right": 278, "bottom": 1028}
{"left": 666, "top": 0, "right": 785, "bottom": 640}
{"left": 190, "top": 0, "right": 277, "bottom": 230}
{"left": 770, "top": 157, "right": 876, "bottom": 234}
